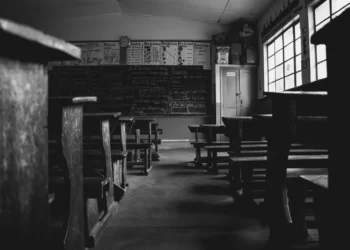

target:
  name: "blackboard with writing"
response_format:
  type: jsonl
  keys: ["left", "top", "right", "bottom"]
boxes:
{"left": 48, "top": 65, "right": 211, "bottom": 115}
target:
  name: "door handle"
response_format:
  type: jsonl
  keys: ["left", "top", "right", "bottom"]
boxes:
{"left": 236, "top": 92, "right": 241, "bottom": 96}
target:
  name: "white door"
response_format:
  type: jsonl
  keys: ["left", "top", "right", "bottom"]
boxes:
{"left": 221, "top": 67, "right": 240, "bottom": 118}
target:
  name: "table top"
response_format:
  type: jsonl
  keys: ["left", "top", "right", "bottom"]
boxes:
{"left": 133, "top": 117, "right": 156, "bottom": 122}
{"left": 200, "top": 124, "right": 225, "bottom": 128}
{"left": 300, "top": 174, "right": 328, "bottom": 190}
{"left": 264, "top": 91, "right": 327, "bottom": 99}
{"left": 119, "top": 116, "right": 134, "bottom": 122}
{"left": 222, "top": 116, "right": 254, "bottom": 121}
{"left": 0, "top": 18, "right": 81, "bottom": 61}
{"left": 84, "top": 112, "right": 121, "bottom": 118}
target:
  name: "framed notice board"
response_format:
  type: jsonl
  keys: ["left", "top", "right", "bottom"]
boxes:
{"left": 48, "top": 65, "right": 211, "bottom": 116}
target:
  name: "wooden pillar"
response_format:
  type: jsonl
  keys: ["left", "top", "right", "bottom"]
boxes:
{"left": 0, "top": 18, "right": 81, "bottom": 250}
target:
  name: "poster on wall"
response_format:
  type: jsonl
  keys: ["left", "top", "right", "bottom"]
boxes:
{"left": 161, "top": 41, "right": 178, "bottom": 65}
{"left": 178, "top": 42, "right": 194, "bottom": 65}
{"left": 102, "top": 42, "right": 120, "bottom": 64}
{"left": 144, "top": 41, "right": 161, "bottom": 65}
{"left": 127, "top": 41, "right": 144, "bottom": 65}
{"left": 193, "top": 42, "right": 211, "bottom": 66}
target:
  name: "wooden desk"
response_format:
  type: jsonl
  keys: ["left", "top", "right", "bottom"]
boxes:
{"left": 310, "top": 7, "right": 350, "bottom": 249}
{"left": 199, "top": 124, "right": 226, "bottom": 142}
{"left": 0, "top": 18, "right": 81, "bottom": 250}
{"left": 260, "top": 91, "right": 327, "bottom": 247}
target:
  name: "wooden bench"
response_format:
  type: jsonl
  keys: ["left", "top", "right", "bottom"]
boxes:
{"left": 82, "top": 112, "right": 129, "bottom": 200}
{"left": 0, "top": 18, "right": 82, "bottom": 250}
{"left": 188, "top": 124, "right": 229, "bottom": 167}
{"left": 110, "top": 117, "right": 153, "bottom": 175}
{"left": 49, "top": 97, "right": 118, "bottom": 248}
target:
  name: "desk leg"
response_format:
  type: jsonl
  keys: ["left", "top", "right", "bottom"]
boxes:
{"left": 136, "top": 129, "right": 140, "bottom": 161}
{"left": 61, "top": 105, "right": 85, "bottom": 250}
{"left": 265, "top": 97, "right": 295, "bottom": 247}
{"left": 154, "top": 124, "right": 159, "bottom": 153}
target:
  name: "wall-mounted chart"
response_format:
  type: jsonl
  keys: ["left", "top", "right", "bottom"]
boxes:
{"left": 162, "top": 41, "right": 178, "bottom": 65}
{"left": 50, "top": 40, "right": 211, "bottom": 67}
{"left": 144, "top": 41, "right": 162, "bottom": 65}
{"left": 193, "top": 42, "right": 211, "bottom": 66}
{"left": 178, "top": 41, "right": 194, "bottom": 65}
{"left": 127, "top": 41, "right": 144, "bottom": 65}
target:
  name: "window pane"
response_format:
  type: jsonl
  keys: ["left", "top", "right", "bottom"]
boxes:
{"left": 285, "top": 74, "right": 295, "bottom": 89}
{"left": 284, "top": 42, "right": 294, "bottom": 60}
{"left": 269, "top": 82, "right": 276, "bottom": 92}
{"left": 295, "top": 23, "right": 301, "bottom": 39}
{"left": 275, "top": 50, "right": 283, "bottom": 65}
{"left": 332, "top": 0, "right": 350, "bottom": 14}
{"left": 316, "top": 18, "right": 331, "bottom": 31}
{"left": 283, "top": 27, "right": 294, "bottom": 46}
{"left": 296, "top": 72, "right": 302, "bottom": 86}
{"left": 268, "top": 56, "right": 275, "bottom": 69}
{"left": 276, "top": 79, "right": 284, "bottom": 92}
{"left": 315, "top": 0, "right": 330, "bottom": 25}
{"left": 269, "top": 69, "right": 276, "bottom": 83}
{"left": 268, "top": 43, "right": 274, "bottom": 57}
{"left": 275, "top": 36, "right": 283, "bottom": 51}
{"left": 296, "top": 55, "right": 302, "bottom": 71}
{"left": 317, "top": 61, "right": 328, "bottom": 80}
{"left": 285, "top": 59, "right": 295, "bottom": 76}
{"left": 295, "top": 38, "right": 301, "bottom": 55}
{"left": 276, "top": 64, "right": 284, "bottom": 79}
{"left": 317, "top": 45, "right": 327, "bottom": 62}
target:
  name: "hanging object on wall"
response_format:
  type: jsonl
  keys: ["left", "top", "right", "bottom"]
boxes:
{"left": 120, "top": 36, "right": 131, "bottom": 48}
{"left": 212, "top": 32, "right": 227, "bottom": 45}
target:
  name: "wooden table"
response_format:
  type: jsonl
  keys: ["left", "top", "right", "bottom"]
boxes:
{"left": 199, "top": 124, "right": 226, "bottom": 142}
{"left": 0, "top": 18, "right": 81, "bottom": 250}
{"left": 310, "top": 7, "right": 350, "bottom": 249}
{"left": 259, "top": 91, "right": 327, "bottom": 248}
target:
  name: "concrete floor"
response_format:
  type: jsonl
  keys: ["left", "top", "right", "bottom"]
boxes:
{"left": 94, "top": 148, "right": 319, "bottom": 250}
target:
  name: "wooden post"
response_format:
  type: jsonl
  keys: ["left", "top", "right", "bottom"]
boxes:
{"left": 0, "top": 18, "right": 80, "bottom": 250}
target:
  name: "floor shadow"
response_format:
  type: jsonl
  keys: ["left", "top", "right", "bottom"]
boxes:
{"left": 191, "top": 184, "right": 231, "bottom": 196}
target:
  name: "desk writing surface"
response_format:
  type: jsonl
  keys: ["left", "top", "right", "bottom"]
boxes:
{"left": 200, "top": 124, "right": 224, "bottom": 127}
{"left": 301, "top": 175, "right": 328, "bottom": 190}
{"left": 222, "top": 116, "right": 254, "bottom": 121}
{"left": 264, "top": 91, "right": 327, "bottom": 98}
{"left": 84, "top": 112, "right": 121, "bottom": 117}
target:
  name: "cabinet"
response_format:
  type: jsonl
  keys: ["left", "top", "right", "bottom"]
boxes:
{"left": 215, "top": 65, "right": 257, "bottom": 125}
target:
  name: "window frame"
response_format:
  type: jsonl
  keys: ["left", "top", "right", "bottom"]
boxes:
{"left": 266, "top": 20, "right": 302, "bottom": 92}
{"left": 313, "top": 0, "right": 350, "bottom": 80}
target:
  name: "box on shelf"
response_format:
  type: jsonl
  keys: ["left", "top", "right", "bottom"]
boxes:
{"left": 216, "top": 46, "right": 230, "bottom": 64}
{"left": 245, "top": 48, "right": 258, "bottom": 64}
{"left": 230, "top": 54, "right": 241, "bottom": 65}
{"left": 230, "top": 43, "right": 242, "bottom": 54}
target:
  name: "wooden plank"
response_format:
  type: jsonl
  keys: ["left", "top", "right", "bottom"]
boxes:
{"left": 0, "top": 59, "right": 49, "bottom": 249}
{"left": 300, "top": 175, "right": 328, "bottom": 190}
{"left": 0, "top": 18, "right": 81, "bottom": 61}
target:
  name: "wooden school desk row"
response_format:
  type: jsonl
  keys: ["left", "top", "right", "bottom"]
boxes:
{"left": 188, "top": 8, "right": 350, "bottom": 249}
{"left": 0, "top": 18, "right": 162, "bottom": 250}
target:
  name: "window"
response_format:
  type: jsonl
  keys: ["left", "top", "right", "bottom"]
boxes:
{"left": 267, "top": 22, "right": 302, "bottom": 92}
{"left": 313, "top": 0, "right": 350, "bottom": 80}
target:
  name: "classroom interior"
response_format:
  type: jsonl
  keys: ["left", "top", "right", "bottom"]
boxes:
{"left": 1, "top": 0, "right": 350, "bottom": 249}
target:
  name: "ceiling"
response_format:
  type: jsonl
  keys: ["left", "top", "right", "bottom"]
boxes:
{"left": 0, "top": 0, "right": 275, "bottom": 25}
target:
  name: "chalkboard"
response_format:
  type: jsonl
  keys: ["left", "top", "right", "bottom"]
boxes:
{"left": 49, "top": 65, "right": 211, "bottom": 115}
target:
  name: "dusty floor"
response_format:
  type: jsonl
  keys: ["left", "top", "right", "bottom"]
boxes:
{"left": 94, "top": 148, "right": 319, "bottom": 250}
